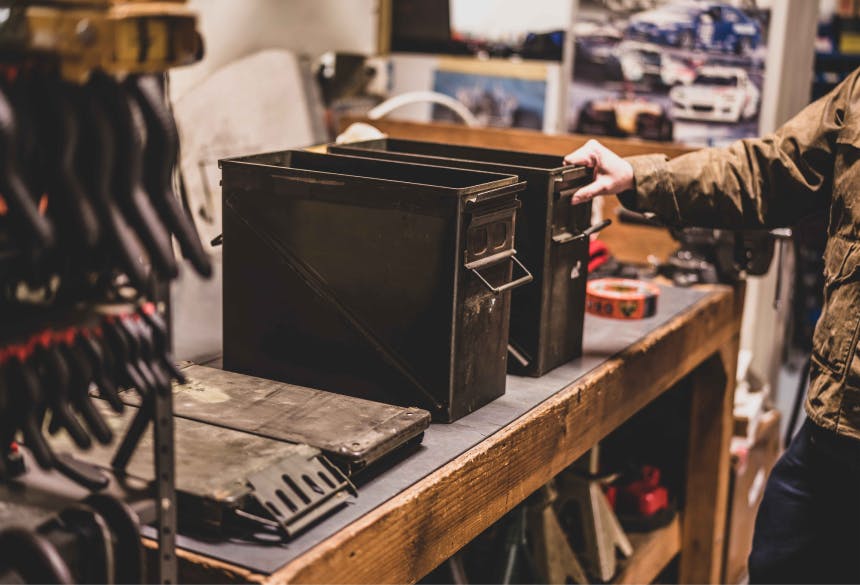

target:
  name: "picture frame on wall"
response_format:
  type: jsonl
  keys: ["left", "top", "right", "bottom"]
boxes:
{"left": 570, "top": 0, "right": 771, "bottom": 146}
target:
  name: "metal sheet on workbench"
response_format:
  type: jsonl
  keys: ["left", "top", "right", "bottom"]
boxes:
{"left": 68, "top": 404, "right": 312, "bottom": 505}
{"left": 122, "top": 364, "right": 431, "bottom": 471}
{"left": 158, "top": 284, "right": 710, "bottom": 574}
{"left": 50, "top": 402, "right": 359, "bottom": 533}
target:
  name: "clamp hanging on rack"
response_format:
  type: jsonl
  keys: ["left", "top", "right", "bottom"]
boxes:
{"left": 0, "top": 2, "right": 207, "bottom": 583}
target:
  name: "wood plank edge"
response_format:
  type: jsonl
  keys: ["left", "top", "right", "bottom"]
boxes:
{"left": 613, "top": 515, "right": 682, "bottom": 585}
{"left": 143, "top": 538, "right": 267, "bottom": 584}
{"left": 265, "top": 288, "right": 738, "bottom": 584}
{"left": 339, "top": 117, "right": 695, "bottom": 159}
{"left": 679, "top": 337, "right": 740, "bottom": 584}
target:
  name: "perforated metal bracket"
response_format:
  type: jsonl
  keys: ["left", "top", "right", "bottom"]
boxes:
{"left": 246, "top": 446, "right": 356, "bottom": 538}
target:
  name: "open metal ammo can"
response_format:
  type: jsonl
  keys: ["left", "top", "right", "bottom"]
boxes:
{"left": 220, "top": 150, "right": 529, "bottom": 422}
{"left": 329, "top": 139, "right": 594, "bottom": 377}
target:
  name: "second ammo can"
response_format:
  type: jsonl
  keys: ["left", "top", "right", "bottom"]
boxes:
{"left": 330, "top": 139, "right": 594, "bottom": 376}
{"left": 220, "top": 150, "right": 530, "bottom": 422}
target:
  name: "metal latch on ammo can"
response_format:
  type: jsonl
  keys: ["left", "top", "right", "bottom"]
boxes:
{"left": 464, "top": 204, "right": 533, "bottom": 295}
{"left": 553, "top": 183, "right": 612, "bottom": 245}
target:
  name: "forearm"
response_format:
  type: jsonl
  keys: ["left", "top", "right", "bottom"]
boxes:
{"left": 619, "top": 139, "right": 830, "bottom": 229}
{"left": 618, "top": 71, "right": 858, "bottom": 229}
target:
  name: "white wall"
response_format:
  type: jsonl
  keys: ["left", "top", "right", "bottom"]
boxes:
{"left": 758, "top": 0, "right": 819, "bottom": 135}
{"left": 170, "top": 0, "right": 379, "bottom": 361}
{"left": 451, "top": 0, "right": 573, "bottom": 40}
{"left": 171, "top": 0, "right": 378, "bottom": 100}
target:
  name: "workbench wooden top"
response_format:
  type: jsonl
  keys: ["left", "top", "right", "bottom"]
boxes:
{"left": 171, "top": 283, "right": 740, "bottom": 584}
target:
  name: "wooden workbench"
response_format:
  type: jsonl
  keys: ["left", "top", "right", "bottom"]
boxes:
{"left": 169, "top": 282, "right": 740, "bottom": 585}
{"left": 172, "top": 123, "right": 740, "bottom": 584}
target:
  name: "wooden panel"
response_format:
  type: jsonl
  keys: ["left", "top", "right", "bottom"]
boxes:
{"left": 376, "top": 0, "right": 391, "bottom": 55}
{"left": 614, "top": 515, "right": 682, "bottom": 585}
{"left": 339, "top": 118, "right": 693, "bottom": 264}
{"left": 679, "top": 336, "right": 740, "bottom": 584}
{"left": 436, "top": 56, "right": 549, "bottom": 80}
{"left": 264, "top": 288, "right": 739, "bottom": 584}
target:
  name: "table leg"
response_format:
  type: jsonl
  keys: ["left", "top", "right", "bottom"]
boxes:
{"left": 679, "top": 336, "right": 738, "bottom": 584}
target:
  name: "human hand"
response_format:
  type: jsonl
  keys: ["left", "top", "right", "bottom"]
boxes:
{"left": 563, "top": 139, "right": 634, "bottom": 205}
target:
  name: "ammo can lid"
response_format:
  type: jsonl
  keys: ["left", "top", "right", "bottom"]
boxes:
{"left": 329, "top": 137, "right": 589, "bottom": 181}
{"left": 220, "top": 149, "right": 524, "bottom": 198}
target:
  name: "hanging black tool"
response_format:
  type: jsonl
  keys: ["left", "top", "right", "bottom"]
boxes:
{"left": 75, "top": 79, "right": 151, "bottom": 290}
{"left": 57, "top": 331, "right": 113, "bottom": 445}
{"left": 89, "top": 72, "right": 178, "bottom": 280}
{"left": 55, "top": 504, "right": 115, "bottom": 584}
{"left": 107, "top": 311, "right": 183, "bottom": 478}
{"left": 0, "top": 527, "right": 74, "bottom": 584}
{"left": 83, "top": 494, "right": 143, "bottom": 585}
{"left": 6, "top": 74, "right": 42, "bottom": 203}
{"left": 0, "top": 5, "right": 206, "bottom": 584}
{"left": 98, "top": 317, "right": 149, "bottom": 401}
{"left": 97, "top": 307, "right": 183, "bottom": 576}
{"left": 110, "top": 314, "right": 171, "bottom": 472}
{"left": 123, "top": 314, "right": 172, "bottom": 390}
{"left": 0, "top": 83, "right": 54, "bottom": 251}
{"left": 3, "top": 351, "right": 56, "bottom": 470}
{"left": 0, "top": 363, "right": 17, "bottom": 476}
{"left": 106, "top": 315, "right": 160, "bottom": 395}
{"left": 26, "top": 73, "right": 101, "bottom": 253}
{"left": 128, "top": 74, "right": 213, "bottom": 278}
{"left": 139, "top": 302, "right": 186, "bottom": 384}
{"left": 35, "top": 336, "right": 92, "bottom": 451}
{"left": 77, "top": 330, "right": 124, "bottom": 413}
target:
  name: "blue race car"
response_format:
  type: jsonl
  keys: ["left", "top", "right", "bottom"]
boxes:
{"left": 626, "top": 2, "right": 762, "bottom": 55}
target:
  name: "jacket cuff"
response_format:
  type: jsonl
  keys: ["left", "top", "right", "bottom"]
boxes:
{"left": 617, "top": 154, "right": 673, "bottom": 218}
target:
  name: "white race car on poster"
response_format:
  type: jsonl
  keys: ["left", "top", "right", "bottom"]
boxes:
{"left": 669, "top": 66, "right": 760, "bottom": 123}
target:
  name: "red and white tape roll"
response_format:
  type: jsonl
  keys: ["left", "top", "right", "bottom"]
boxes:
{"left": 586, "top": 278, "right": 660, "bottom": 320}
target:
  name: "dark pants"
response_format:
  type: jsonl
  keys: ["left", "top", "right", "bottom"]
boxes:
{"left": 748, "top": 418, "right": 860, "bottom": 583}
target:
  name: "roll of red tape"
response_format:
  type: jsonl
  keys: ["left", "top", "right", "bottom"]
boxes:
{"left": 586, "top": 278, "right": 660, "bottom": 320}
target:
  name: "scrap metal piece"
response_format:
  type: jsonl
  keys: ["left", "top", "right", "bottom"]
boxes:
{"left": 52, "top": 400, "right": 357, "bottom": 539}
{"left": 119, "top": 364, "right": 431, "bottom": 473}
{"left": 247, "top": 449, "right": 356, "bottom": 538}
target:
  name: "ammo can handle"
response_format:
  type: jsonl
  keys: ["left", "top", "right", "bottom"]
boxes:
{"left": 552, "top": 218, "right": 612, "bottom": 245}
{"left": 558, "top": 165, "right": 590, "bottom": 184}
{"left": 471, "top": 255, "right": 533, "bottom": 295}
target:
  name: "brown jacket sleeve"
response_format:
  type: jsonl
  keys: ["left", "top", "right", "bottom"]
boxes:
{"left": 618, "top": 68, "right": 860, "bottom": 229}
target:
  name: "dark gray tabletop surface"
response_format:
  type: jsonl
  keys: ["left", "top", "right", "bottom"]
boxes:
{"left": 160, "top": 284, "right": 710, "bottom": 575}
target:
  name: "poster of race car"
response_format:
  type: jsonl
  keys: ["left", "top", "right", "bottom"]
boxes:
{"left": 432, "top": 69, "right": 547, "bottom": 129}
{"left": 570, "top": 0, "right": 770, "bottom": 146}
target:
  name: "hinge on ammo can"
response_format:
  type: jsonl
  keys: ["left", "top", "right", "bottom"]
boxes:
{"left": 464, "top": 204, "right": 533, "bottom": 295}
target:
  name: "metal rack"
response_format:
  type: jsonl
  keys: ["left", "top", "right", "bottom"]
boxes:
{"left": 0, "top": 2, "right": 207, "bottom": 582}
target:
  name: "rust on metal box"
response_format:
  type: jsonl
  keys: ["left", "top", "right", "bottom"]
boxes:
{"left": 122, "top": 364, "right": 432, "bottom": 472}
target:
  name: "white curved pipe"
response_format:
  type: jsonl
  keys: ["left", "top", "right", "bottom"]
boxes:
{"left": 367, "top": 91, "right": 480, "bottom": 127}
